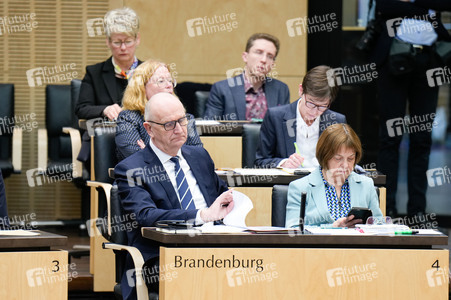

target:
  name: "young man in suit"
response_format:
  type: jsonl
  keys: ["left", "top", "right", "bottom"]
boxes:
{"left": 204, "top": 33, "right": 290, "bottom": 120}
{"left": 115, "top": 93, "right": 234, "bottom": 299}
{"left": 255, "top": 65, "right": 346, "bottom": 169}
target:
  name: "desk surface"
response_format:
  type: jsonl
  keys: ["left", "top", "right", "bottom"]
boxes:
{"left": 142, "top": 228, "right": 447, "bottom": 248}
{"left": 218, "top": 171, "right": 386, "bottom": 186}
{"left": 0, "top": 230, "right": 67, "bottom": 250}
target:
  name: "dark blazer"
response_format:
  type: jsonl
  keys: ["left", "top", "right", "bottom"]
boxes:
{"left": 254, "top": 100, "right": 346, "bottom": 168}
{"left": 114, "top": 143, "right": 228, "bottom": 262}
{"left": 371, "top": 0, "right": 451, "bottom": 66}
{"left": 0, "top": 170, "right": 9, "bottom": 229}
{"left": 75, "top": 57, "right": 143, "bottom": 119}
{"left": 204, "top": 74, "right": 290, "bottom": 120}
{"left": 115, "top": 110, "right": 203, "bottom": 161}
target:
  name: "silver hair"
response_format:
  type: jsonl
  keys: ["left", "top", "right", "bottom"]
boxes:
{"left": 103, "top": 7, "right": 139, "bottom": 37}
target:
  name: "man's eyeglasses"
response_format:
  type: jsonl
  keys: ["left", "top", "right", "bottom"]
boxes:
{"left": 153, "top": 77, "right": 177, "bottom": 88}
{"left": 146, "top": 114, "right": 190, "bottom": 131}
{"left": 303, "top": 95, "right": 329, "bottom": 112}
{"left": 110, "top": 39, "right": 136, "bottom": 48}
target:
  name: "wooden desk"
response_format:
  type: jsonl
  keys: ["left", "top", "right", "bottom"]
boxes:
{"left": 142, "top": 228, "right": 449, "bottom": 300}
{"left": 218, "top": 171, "right": 387, "bottom": 225}
{"left": 0, "top": 231, "right": 68, "bottom": 300}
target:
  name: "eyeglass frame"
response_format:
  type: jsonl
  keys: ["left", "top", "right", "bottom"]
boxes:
{"left": 109, "top": 38, "right": 136, "bottom": 48}
{"left": 150, "top": 77, "right": 177, "bottom": 88}
{"left": 146, "top": 114, "right": 191, "bottom": 131}
{"left": 303, "top": 94, "right": 330, "bottom": 112}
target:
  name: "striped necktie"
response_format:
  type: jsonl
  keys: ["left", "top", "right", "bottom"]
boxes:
{"left": 170, "top": 156, "right": 195, "bottom": 210}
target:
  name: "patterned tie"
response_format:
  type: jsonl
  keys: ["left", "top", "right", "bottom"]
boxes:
{"left": 170, "top": 156, "right": 195, "bottom": 210}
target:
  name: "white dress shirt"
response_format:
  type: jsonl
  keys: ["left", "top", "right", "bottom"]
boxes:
{"left": 295, "top": 100, "right": 320, "bottom": 168}
{"left": 149, "top": 139, "right": 207, "bottom": 223}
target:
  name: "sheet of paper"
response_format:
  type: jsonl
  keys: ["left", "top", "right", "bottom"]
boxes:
{"left": 415, "top": 229, "right": 445, "bottom": 235}
{"left": 0, "top": 230, "right": 40, "bottom": 236}
{"left": 233, "top": 168, "right": 291, "bottom": 176}
{"left": 306, "top": 227, "right": 367, "bottom": 235}
{"left": 200, "top": 223, "right": 246, "bottom": 233}
{"left": 195, "top": 120, "right": 221, "bottom": 125}
{"left": 223, "top": 190, "right": 253, "bottom": 228}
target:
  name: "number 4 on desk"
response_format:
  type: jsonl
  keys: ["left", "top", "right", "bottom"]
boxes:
{"left": 431, "top": 260, "right": 440, "bottom": 270}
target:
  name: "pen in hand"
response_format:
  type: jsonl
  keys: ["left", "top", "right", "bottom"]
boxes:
{"left": 294, "top": 142, "right": 305, "bottom": 167}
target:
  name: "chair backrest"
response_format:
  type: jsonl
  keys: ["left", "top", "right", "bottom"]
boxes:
{"left": 194, "top": 91, "right": 210, "bottom": 118}
{"left": 271, "top": 185, "right": 289, "bottom": 227}
{"left": 0, "top": 84, "right": 14, "bottom": 177}
{"left": 46, "top": 84, "right": 78, "bottom": 172}
{"left": 242, "top": 123, "right": 261, "bottom": 168}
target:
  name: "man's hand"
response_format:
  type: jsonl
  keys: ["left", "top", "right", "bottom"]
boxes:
{"left": 103, "top": 104, "right": 122, "bottom": 120}
{"left": 200, "top": 189, "right": 234, "bottom": 223}
{"left": 281, "top": 153, "right": 304, "bottom": 169}
{"left": 333, "top": 215, "right": 362, "bottom": 228}
{"left": 137, "top": 139, "right": 146, "bottom": 149}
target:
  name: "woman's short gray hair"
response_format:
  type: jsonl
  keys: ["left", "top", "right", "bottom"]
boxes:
{"left": 103, "top": 7, "right": 139, "bottom": 37}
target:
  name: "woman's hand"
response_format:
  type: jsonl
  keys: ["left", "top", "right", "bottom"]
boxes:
{"left": 333, "top": 215, "right": 362, "bottom": 228}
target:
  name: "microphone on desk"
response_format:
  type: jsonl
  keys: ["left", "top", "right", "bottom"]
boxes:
{"left": 299, "top": 192, "right": 306, "bottom": 234}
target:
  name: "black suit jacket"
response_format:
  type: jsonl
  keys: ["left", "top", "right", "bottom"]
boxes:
{"left": 0, "top": 170, "right": 9, "bottom": 229}
{"left": 75, "top": 57, "right": 143, "bottom": 119}
{"left": 371, "top": 0, "right": 451, "bottom": 66}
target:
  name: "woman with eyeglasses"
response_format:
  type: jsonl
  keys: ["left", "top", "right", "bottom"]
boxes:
{"left": 75, "top": 7, "right": 142, "bottom": 162}
{"left": 255, "top": 65, "right": 347, "bottom": 169}
{"left": 115, "top": 59, "right": 202, "bottom": 161}
{"left": 285, "top": 123, "right": 383, "bottom": 228}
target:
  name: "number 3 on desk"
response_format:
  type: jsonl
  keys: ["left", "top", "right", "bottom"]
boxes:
{"left": 52, "top": 260, "right": 60, "bottom": 272}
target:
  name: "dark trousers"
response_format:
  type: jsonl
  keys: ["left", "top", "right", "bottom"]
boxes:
{"left": 377, "top": 49, "right": 439, "bottom": 216}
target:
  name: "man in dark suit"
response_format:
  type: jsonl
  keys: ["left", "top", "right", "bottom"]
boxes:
{"left": 255, "top": 65, "right": 346, "bottom": 169}
{"left": 371, "top": 0, "right": 451, "bottom": 219}
{"left": 115, "top": 93, "right": 234, "bottom": 299}
{"left": 204, "top": 33, "right": 290, "bottom": 120}
{"left": 0, "top": 170, "right": 9, "bottom": 229}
